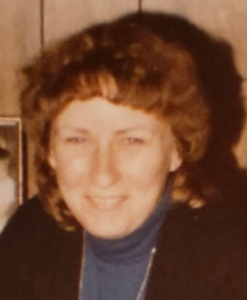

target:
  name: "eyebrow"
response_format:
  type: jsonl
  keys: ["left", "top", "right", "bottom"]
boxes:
{"left": 116, "top": 127, "right": 155, "bottom": 135}
{"left": 53, "top": 127, "right": 90, "bottom": 135}
{"left": 55, "top": 125, "right": 156, "bottom": 136}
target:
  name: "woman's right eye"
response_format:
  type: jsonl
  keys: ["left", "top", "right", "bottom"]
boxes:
{"left": 65, "top": 136, "right": 86, "bottom": 144}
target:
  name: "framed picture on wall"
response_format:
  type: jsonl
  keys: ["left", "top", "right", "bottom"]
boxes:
{"left": 0, "top": 117, "right": 23, "bottom": 208}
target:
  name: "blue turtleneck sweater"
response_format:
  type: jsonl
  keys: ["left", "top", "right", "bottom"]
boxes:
{"left": 80, "top": 183, "right": 171, "bottom": 300}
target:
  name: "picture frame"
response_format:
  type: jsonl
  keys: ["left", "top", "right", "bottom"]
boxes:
{"left": 0, "top": 117, "right": 23, "bottom": 205}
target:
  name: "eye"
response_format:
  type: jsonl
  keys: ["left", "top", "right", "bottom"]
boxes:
{"left": 65, "top": 136, "right": 87, "bottom": 144}
{"left": 125, "top": 137, "right": 145, "bottom": 145}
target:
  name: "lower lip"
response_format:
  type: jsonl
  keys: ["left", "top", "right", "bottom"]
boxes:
{"left": 86, "top": 196, "right": 126, "bottom": 211}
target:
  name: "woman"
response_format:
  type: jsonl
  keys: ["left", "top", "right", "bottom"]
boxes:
{"left": 0, "top": 16, "right": 247, "bottom": 300}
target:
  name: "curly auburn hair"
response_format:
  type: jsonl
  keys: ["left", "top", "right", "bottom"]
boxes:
{"left": 20, "top": 20, "right": 210, "bottom": 230}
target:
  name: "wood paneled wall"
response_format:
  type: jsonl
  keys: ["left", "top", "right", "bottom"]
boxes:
{"left": 0, "top": 0, "right": 41, "bottom": 115}
{"left": 0, "top": 0, "right": 246, "bottom": 195}
{"left": 43, "top": 0, "right": 138, "bottom": 44}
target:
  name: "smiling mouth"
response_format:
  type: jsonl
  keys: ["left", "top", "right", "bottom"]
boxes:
{"left": 86, "top": 195, "right": 126, "bottom": 211}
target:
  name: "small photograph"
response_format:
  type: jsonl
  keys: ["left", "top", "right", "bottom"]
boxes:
{"left": 0, "top": 117, "right": 22, "bottom": 232}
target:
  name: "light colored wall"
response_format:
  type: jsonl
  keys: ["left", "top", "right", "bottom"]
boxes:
{"left": 0, "top": 0, "right": 41, "bottom": 115}
{"left": 43, "top": 0, "right": 138, "bottom": 44}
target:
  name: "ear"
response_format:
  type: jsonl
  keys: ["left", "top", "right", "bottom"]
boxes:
{"left": 169, "top": 148, "right": 182, "bottom": 172}
{"left": 48, "top": 151, "right": 57, "bottom": 170}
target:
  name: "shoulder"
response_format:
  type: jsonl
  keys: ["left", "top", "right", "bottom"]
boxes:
{"left": 193, "top": 201, "right": 247, "bottom": 298}
{"left": 161, "top": 199, "right": 247, "bottom": 257}
{"left": 0, "top": 196, "right": 82, "bottom": 259}
{"left": 156, "top": 200, "right": 247, "bottom": 299}
{"left": 1, "top": 197, "right": 56, "bottom": 240}
{"left": 0, "top": 196, "right": 83, "bottom": 300}
{"left": 164, "top": 197, "right": 247, "bottom": 234}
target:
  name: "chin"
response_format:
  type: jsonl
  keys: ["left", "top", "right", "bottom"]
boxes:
{"left": 86, "top": 224, "right": 131, "bottom": 240}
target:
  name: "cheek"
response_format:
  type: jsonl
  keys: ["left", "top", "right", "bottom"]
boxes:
{"left": 120, "top": 147, "right": 170, "bottom": 187}
{"left": 52, "top": 154, "right": 89, "bottom": 187}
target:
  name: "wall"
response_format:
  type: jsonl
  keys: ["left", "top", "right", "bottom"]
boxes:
{"left": 0, "top": 0, "right": 41, "bottom": 115}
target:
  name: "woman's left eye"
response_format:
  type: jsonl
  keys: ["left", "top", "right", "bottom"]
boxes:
{"left": 125, "top": 137, "right": 145, "bottom": 145}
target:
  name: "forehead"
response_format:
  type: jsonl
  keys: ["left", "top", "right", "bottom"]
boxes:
{"left": 54, "top": 97, "right": 170, "bottom": 133}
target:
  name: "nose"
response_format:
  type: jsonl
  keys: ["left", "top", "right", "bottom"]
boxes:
{"left": 91, "top": 145, "right": 120, "bottom": 188}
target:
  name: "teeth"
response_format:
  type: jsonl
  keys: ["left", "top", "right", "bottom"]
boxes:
{"left": 87, "top": 196, "right": 124, "bottom": 211}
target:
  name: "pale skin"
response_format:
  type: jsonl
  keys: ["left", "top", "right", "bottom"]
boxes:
{"left": 48, "top": 97, "right": 182, "bottom": 239}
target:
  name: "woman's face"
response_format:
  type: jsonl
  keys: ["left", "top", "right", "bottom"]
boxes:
{"left": 49, "top": 97, "right": 181, "bottom": 239}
